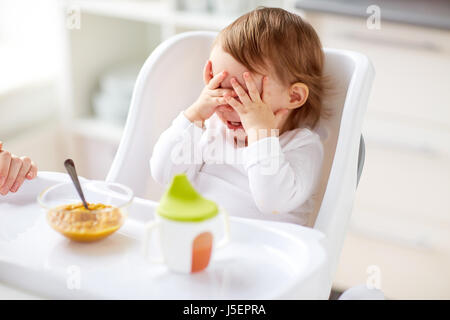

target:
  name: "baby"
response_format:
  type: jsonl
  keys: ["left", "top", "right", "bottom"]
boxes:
{"left": 0, "top": 141, "right": 37, "bottom": 195}
{"left": 151, "top": 7, "right": 325, "bottom": 227}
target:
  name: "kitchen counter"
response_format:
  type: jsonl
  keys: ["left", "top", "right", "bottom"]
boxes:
{"left": 295, "top": 0, "right": 450, "bottom": 30}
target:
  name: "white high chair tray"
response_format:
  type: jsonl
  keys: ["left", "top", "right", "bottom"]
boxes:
{"left": 0, "top": 172, "right": 327, "bottom": 299}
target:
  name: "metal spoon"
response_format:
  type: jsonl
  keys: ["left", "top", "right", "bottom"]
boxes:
{"left": 64, "top": 159, "right": 89, "bottom": 210}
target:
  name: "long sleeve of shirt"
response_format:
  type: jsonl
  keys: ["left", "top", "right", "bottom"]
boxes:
{"left": 150, "top": 112, "right": 323, "bottom": 226}
{"left": 150, "top": 112, "right": 204, "bottom": 185}
{"left": 242, "top": 133, "right": 323, "bottom": 215}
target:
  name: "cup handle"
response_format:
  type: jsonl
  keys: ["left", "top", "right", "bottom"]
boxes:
{"left": 142, "top": 220, "right": 164, "bottom": 264}
{"left": 216, "top": 208, "right": 230, "bottom": 249}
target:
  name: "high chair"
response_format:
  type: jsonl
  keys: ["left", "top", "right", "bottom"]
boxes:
{"left": 106, "top": 31, "right": 379, "bottom": 299}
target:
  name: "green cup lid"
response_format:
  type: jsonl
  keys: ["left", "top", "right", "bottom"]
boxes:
{"left": 157, "top": 174, "right": 219, "bottom": 222}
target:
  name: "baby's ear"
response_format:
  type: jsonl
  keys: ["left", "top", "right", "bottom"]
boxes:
{"left": 203, "top": 59, "right": 214, "bottom": 85}
{"left": 288, "top": 83, "right": 309, "bottom": 109}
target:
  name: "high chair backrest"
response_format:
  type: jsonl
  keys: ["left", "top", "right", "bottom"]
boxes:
{"left": 107, "top": 32, "right": 215, "bottom": 200}
{"left": 312, "top": 48, "right": 374, "bottom": 294}
{"left": 107, "top": 31, "right": 375, "bottom": 296}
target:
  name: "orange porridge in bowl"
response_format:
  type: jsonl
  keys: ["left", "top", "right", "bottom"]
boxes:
{"left": 47, "top": 203, "right": 124, "bottom": 242}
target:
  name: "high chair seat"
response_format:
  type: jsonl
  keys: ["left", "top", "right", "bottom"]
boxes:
{"left": 107, "top": 31, "right": 375, "bottom": 299}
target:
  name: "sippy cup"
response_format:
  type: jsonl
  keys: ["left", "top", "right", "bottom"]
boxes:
{"left": 143, "top": 174, "right": 229, "bottom": 273}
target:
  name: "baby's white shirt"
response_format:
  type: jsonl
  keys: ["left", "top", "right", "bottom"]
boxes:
{"left": 150, "top": 112, "right": 323, "bottom": 226}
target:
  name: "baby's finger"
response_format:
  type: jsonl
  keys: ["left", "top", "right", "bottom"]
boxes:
{"left": 214, "top": 97, "right": 230, "bottom": 106}
{"left": 225, "top": 96, "right": 244, "bottom": 114}
{"left": 26, "top": 161, "right": 38, "bottom": 180}
{"left": 230, "top": 78, "right": 251, "bottom": 105}
{"left": 207, "top": 70, "right": 228, "bottom": 90}
{"left": 0, "top": 141, "right": 3, "bottom": 151}
{"left": 0, "top": 149, "right": 12, "bottom": 188}
{"left": 0, "top": 157, "right": 21, "bottom": 195}
{"left": 203, "top": 60, "right": 213, "bottom": 85}
{"left": 243, "top": 72, "right": 261, "bottom": 102}
{"left": 209, "top": 88, "right": 236, "bottom": 97}
{"left": 261, "top": 76, "right": 272, "bottom": 102}
{"left": 10, "top": 156, "right": 31, "bottom": 193}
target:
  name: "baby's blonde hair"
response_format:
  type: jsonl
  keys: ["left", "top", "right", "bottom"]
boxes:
{"left": 215, "top": 7, "right": 325, "bottom": 130}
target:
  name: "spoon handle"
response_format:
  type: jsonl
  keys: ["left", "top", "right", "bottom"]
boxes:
{"left": 64, "top": 159, "right": 89, "bottom": 210}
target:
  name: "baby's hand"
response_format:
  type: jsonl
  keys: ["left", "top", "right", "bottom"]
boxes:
{"left": 0, "top": 141, "right": 37, "bottom": 195}
{"left": 225, "top": 72, "right": 288, "bottom": 144}
{"left": 184, "top": 60, "right": 236, "bottom": 126}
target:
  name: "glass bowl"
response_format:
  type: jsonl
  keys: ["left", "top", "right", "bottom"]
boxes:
{"left": 38, "top": 180, "right": 133, "bottom": 242}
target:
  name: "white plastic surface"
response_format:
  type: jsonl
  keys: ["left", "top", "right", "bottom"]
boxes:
{"left": 0, "top": 172, "right": 327, "bottom": 299}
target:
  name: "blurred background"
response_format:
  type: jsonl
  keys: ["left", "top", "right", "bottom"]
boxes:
{"left": 1, "top": 0, "right": 449, "bottom": 299}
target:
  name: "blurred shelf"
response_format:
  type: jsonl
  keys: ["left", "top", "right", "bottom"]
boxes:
{"left": 69, "top": 0, "right": 235, "bottom": 30}
{"left": 0, "top": 45, "right": 59, "bottom": 139}
{"left": 70, "top": 117, "right": 124, "bottom": 144}
{"left": 62, "top": 0, "right": 242, "bottom": 181}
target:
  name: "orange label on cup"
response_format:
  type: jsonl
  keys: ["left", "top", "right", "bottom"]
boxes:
{"left": 191, "top": 232, "right": 213, "bottom": 273}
